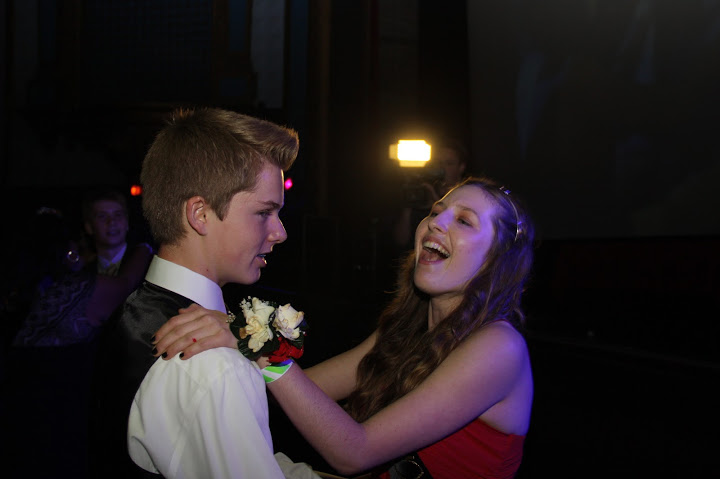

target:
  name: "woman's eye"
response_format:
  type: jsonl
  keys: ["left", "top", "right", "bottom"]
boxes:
{"left": 458, "top": 217, "right": 471, "bottom": 226}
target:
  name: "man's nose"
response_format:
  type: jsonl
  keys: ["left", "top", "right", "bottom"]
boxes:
{"left": 269, "top": 219, "right": 288, "bottom": 244}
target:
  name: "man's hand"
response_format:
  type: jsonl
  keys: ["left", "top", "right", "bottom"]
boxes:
{"left": 152, "top": 303, "right": 237, "bottom": 360}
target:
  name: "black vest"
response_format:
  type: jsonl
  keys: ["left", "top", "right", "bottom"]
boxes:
{"left": 89, "top": 282, "right": 194, "bottom": 478}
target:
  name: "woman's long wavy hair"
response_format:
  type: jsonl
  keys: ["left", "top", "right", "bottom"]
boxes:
{"left": 345, "top": 177, "right": 535, "bottom": 422}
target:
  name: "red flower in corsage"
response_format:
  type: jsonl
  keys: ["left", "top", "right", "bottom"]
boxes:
{"left": 267, "top": 336, "right": 304, "bottom": 364}
{"left": 228, "top": 297, "right": 307, "bottom": 364}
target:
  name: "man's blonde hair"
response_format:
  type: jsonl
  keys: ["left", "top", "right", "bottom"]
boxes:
{"left": 141, "top": 108, "right": 299, "bottom": 245}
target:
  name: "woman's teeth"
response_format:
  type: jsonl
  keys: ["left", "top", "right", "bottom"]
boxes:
{"left": 422, "top": 241, "right": 450, "bottom": 258}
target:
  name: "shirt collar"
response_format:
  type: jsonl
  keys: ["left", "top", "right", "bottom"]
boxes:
{"left": 98, "top": 243, "right": 128, "bottom": 269}
{"left": 144, "top": 256, "right": 226, "bottom": 312}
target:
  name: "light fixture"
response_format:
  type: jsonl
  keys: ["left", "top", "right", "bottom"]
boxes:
{"left": 389, "top": 140, "right": 432, "bottom": 168}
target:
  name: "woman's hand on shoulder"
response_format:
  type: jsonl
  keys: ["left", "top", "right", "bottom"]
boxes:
{"left": 152, "top": 303, "right": 237, "bottom": 360}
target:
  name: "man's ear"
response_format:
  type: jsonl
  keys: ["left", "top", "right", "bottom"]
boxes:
{"left": 186, "top": 196, "right": 210, "bottom": 236}
{"left": 84, "top": 221, "right": 94, "bottom": 236}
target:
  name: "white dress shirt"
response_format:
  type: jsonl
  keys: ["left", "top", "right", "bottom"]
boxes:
{"left": 127, "top": 256, "right": 286, "bottom": 479}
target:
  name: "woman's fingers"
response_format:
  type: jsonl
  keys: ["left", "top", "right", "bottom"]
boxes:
{"left": 173, "top": 327, "right": 238, "bottom": 361}
{"left": 153, "top": 304, "right": 218, "bottom": 357}
{"left": 153, "top": 303, "right": 204, "bottom": 343}
{"left": 153, "top": 305, "right": 236, "bottom": 360}
{"left": 156, "top": 316, "right": 216, "bottom": 358}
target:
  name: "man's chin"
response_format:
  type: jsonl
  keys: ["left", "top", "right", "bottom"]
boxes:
{"left": 232, "top": 271, "right": 261, "bottom": 286}
{"left": 98, "top": 238, "right": 127, "bottom": 248}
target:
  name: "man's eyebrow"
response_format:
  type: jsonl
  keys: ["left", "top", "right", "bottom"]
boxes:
{"left": 258, "top": 200, "right": 283, "bottom": 209}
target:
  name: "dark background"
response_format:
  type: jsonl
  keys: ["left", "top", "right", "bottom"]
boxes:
{"left": 1, "top": 1, "right": 719, "bottom": 477}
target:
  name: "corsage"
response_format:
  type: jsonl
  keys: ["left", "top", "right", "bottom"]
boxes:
{"left": 228, "top": 297, "right": 307, "bottom": 364}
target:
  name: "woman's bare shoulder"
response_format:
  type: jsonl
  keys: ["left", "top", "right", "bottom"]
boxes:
{"left": 454, "top": 320, "right": 529, "bottom": 365}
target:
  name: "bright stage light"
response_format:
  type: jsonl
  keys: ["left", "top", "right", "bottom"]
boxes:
{"left": 389, "top": 140, "right": 432, "bottom": 167}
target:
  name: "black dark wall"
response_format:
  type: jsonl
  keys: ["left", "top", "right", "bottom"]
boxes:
{"left": 2, "top": 2, "right": 719, "bottom": 477}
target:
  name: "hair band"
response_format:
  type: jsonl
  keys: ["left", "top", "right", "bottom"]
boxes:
{"left": 499, "top": 186, "right": 523, "bottom": 242}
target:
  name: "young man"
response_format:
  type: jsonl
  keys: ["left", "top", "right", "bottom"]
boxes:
{"left": 93, "top": 108, "right": 306, "bottom": 478}
{"left": 82, "top": 190, "right": 132, "bottom": 276}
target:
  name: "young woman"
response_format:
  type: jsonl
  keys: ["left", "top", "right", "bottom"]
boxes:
{"left": 153, "top": 177, "right": 536, "bottom": 478}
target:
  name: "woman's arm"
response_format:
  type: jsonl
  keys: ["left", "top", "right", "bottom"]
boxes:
{"left": 151, "top": 307, "right": 533, "bottom": 474}
{"left": 268, "top": 321, "right": 531, "bottom": 475}
{"left": 303, "top": 331, "right": 377, "bottom": 401}
{"left": 152, "top": 305, "right": 377, "bottom": 400}
{"left": 86, "top": 244, "right": 153, "bottom": 325}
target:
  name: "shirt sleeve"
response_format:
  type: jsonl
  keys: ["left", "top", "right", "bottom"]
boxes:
{"left": 128, "top": 348, "right": 286, "bottom": 479}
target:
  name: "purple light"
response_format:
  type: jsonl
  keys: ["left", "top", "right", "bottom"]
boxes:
{"left": 284, "top": 178, "right": 293, "bottom": 190}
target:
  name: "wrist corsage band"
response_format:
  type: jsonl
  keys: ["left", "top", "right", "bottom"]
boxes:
{"left": 227, "top": 297, "right": 307, "bottom": 364}
{"left": 261, "top": 359, "right": 294, "bottom": 383}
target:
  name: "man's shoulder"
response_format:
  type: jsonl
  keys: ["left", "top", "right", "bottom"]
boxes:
{"left": 154, "top": 347, "right": 258, "bottom": 382}
{"left": 95, "top": 282, "right": 198, "bottom": 390}
{"left": 136, "top": 349, "right": 266, "bottom": 418}
{"left": 116, "top": 282, "right": 193, "bottom": 329}
{"left": 125, "top": 282, "right": 193, "bottom": 311}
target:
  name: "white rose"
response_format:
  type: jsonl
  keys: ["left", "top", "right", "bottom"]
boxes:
{"left": 240, "top": 297, "right": 276, "bottom": 352}
{"left": 273, "top": 304, "right": 305, "bottom": 339}
{"left": 241, "top": 297, "right": 275, "bottom": 326}
{"left": 244, "top": 316, "right": 271, "bottom": 336}
{"left": 247, "top": 323, "right": 273, "bottom": 352}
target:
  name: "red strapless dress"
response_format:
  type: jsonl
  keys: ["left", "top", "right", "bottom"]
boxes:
{"left": 380, "top": 418, "right": 525, "bottom": 479}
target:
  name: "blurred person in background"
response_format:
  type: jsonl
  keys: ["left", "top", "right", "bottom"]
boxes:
{"left": 11, "top": 206, "right": 152, "bottom": 347}
{"left": 3, "top": 205, "right": 152, "bottom": 478}
{"left": 82, "top": 189, "right": 133, "bottom": 276}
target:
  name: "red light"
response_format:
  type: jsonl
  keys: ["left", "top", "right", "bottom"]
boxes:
{"left": 284, "top": 178, "right": 293, "bottom": 190}
{"left": 130, "top": 185, "right": 143, "bottom": 196}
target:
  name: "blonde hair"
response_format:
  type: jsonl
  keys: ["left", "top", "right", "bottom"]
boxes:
{"left": 141, "top": 108, "right": 299, "bottom": 245}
